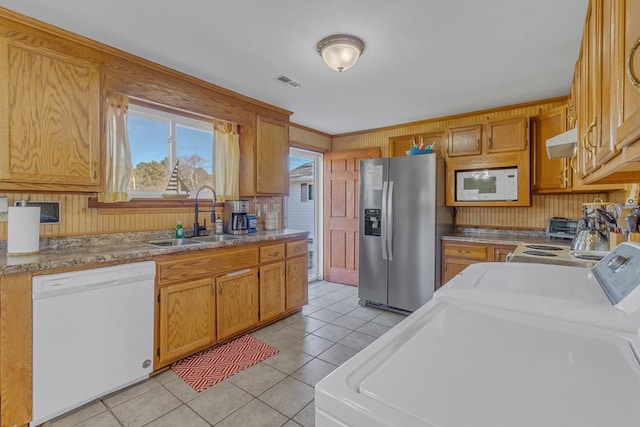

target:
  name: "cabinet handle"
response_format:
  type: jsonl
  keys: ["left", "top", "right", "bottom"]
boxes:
{"left": 457, "top": 249, "right": 470, "bottom": 254}
{"left": 226, "top": 268, "right": 251, "bottom": 277}
{"left": 570, "top": 153, "right": 577, "bottom": 173}
{"left": 488, "top": 137, "right": 493, "bottom": 149}
{"left": 558, "top": 166, "right": 569, "bottom": 187}
{"left": 93, "top": 161, "right": 98, "bottom": 180}
{"left": 582, "top": 120, "right": 597, "bottom": 153}
{"left": 627, "top": 36, "right": 640, "bottom": 89}
{"left": 476, "top": 138, "right": 480, "bottom": 150}
{"left": 269, "top": 252, "right": 279, "bottom": 257}
{"left": 444, "top": 259, "right": 448, "bottom": 271}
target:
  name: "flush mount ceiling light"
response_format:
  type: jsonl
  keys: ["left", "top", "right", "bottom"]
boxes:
{"left": 317, "top": 34, "right": 365, "bottom": 72}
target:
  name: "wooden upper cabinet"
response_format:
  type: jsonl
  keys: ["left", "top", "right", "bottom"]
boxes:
{"left": 256, "top": 115, "right": 289, "bottom": 195}
{"left": 486, "top": 117, "right": 529, "bottom": 153}
{"left": 614, "top": 0, "right": 640, "bottom": 149}
{"left": 389, "top": 132, "right": 445, "bottom": 157}
{"left": 532, "top": 107, "right": 571, "bottom": 192}
{"left": 447, "top": 124, "right": 482, "bottom": 157}
{"left": 0, "top": 37, "right": 101, "bottom": 191}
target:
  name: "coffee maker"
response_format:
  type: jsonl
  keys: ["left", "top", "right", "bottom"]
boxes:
{"left": 223, "top": 200, "right": 249, "bottom": 235}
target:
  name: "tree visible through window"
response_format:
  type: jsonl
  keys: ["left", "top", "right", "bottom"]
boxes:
{"left": 127, "top": 104, "right": 214, "bottom": 197}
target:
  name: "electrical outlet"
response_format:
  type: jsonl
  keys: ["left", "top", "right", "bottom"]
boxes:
{"left": 0, "top": 212, "right": 7, "bottom": 223}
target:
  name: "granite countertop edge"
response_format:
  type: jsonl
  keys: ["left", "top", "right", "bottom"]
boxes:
{"left": 441, "top": 230, "right": 574, "bottom": 247}
{"left": 0, "top": 229, "right": 309, "bottom": 275}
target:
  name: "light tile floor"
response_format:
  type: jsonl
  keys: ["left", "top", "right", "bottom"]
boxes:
{"left": 42, "top": 280, "right": 407, "bottom": 427}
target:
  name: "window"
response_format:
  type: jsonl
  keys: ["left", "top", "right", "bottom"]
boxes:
{"left": 308, "top": 184, "right": 314, "bottom": 201}
{"left": 301, "top": 183, "right": 308, "bottom": 202}
{"left": 127, "top": 104, "right": 214, "bottom": 198}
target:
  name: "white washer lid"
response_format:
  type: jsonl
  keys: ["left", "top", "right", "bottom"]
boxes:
{"left": 317, "top": 300, "right": 640, "bottom": 427}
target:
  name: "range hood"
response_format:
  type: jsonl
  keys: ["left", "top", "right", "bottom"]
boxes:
{"left": 546, "top": 128, "right": 577, "bottom": 159}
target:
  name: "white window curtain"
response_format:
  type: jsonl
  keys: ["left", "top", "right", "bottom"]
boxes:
{"left": 99, "top": 94, "right": 132, "bottom": 202}
{"left": 214, "top": 123, "right": 240, "bottom": 200}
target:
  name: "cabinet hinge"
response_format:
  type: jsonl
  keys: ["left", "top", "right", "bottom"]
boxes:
{"left": 157, "top": 294, "right": 160, "bottom": 303}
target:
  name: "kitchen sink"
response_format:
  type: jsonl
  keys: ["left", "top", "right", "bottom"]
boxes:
{"left": 144, "top": 238, "right": 204, "bottom": 247}
{"left": 190, "top": 234, "right": 242, "bottom": 242}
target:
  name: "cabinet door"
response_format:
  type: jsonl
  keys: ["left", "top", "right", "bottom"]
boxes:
{"left": 216, "top": 268, "right": 259, "bottom": 341}
{"left": 532, "top": 108, "right": 571, "bottom": 192}
{"left": 441, "top": 258, "right": 477, "bottom": 285}
{"left": 493, "top": 245, "right": 517, "bottom": 262}
{"left": 447, "top": 124, "right": 482, "bottom": 157}
{"left": 158, "top": 278, "right": 216, "bottom": 368}
{"left": 578, "top": 2, "right": 599, "bottom": 176}
{"left": 286, "top": 256, "right": 308, "bottom": 310}
{"left": 614, "top": 0, "right": 640, "bottom": 148}
{"left": 486, "top": 117, "right": 529, "bottom": 153}
{"left": 259, "top": 261, "right": 286, "bottom": 322}
{"left": 0, "top": 38, "right": 100, "bottom": 191}
{"left": 256, "top": 116, "right": 289, "bottom": 194}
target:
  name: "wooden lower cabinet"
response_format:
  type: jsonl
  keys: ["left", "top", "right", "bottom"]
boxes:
{"left": 286, "top": 255, "right": 308, "bottom": 310}
{"left": 157, "top": 278, "right": 216, "bottom": 368}
{"left": 216, "top": 268, "right": 259, "bottom": 341}
{"left": 441, "top": 241, "right": 517, "bottom": 286}
{"left": 259, "top": 261, "right": 286, "bottom": 322}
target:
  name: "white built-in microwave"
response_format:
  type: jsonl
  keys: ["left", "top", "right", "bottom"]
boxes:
{"left": 455, "top": 167, "right": 518, "bottom": 202}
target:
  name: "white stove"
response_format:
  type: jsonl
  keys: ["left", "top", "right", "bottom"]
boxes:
{"left": 316, "top": 243, "right": 640, "bottom": 427}
{"left": 509, "top": 242, "right": 607, "bottom": 267}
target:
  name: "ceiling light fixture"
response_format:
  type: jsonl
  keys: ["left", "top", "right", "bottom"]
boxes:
{"left": 317, "top": 34, "right": 365, "bottom": 72}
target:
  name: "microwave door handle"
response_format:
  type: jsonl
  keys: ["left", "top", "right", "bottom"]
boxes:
{"left": 387, "top": 181, "right": 394, "bottom": 261}
{"left": 381, "top": 180, "right": 388, "bottom": 261}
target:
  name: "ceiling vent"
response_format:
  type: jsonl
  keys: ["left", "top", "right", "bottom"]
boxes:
{"left": 275, "top": 75, "right": 302, "bottom": 88}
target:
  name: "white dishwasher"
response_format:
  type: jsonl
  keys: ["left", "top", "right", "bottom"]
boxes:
{"left": 32, "top": 261, "right": 155, "bottom": 426}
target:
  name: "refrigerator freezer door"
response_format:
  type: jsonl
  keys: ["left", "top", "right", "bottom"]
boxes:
{"left": 387, "top": 155, "right": 438, "bottom": 311}
{"left": 359, "top": 158, "right": 389, "bottom": 306}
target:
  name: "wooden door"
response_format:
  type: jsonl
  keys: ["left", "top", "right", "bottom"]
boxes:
{"left": 259, "top": 261, "right": 286, "bottom": 322}
{"left": 614, "top": 0, "right": 640, "bottom": 148}
{"left": 486, "top": 117, "right": 529, "bottom": 153}
{"left": 447, "top": 124, "right": 482, "bottom": 156}
{"left": 0, "top": 37, "right": 101, "bottom": 191}
{"left": 256, "top": 116, "right": 289, "bottom": 194}
{"left": 286, "top": 256, "right": 308, "bottom": 310}
{"left": 532, "top": 107, "right": 571, "bottom": 192}
{"left": 158, "top": 278, "right": 216, "bottom": 367}
{"left": 323, "top": 148, "right": 380, "bottom": 285}
{"left": 216, "top": 268, "right": 259, "bottom": 341}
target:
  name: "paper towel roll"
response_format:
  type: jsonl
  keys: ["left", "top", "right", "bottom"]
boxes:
{"left": 7, "top": 206, "right": 41, "bottom": 255}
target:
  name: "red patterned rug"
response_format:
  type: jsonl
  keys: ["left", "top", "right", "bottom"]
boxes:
{"left": 171, "top": 335, "right": 279, "bottom": 392}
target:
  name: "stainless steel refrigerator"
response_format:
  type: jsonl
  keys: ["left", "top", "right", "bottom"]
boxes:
{"left": 358, "top": 154, "right": 452, "bottom": 312}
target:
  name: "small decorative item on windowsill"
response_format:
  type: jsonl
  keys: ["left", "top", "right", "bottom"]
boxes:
{"left": 406, "top": 137, "right": 435, "bottom": 156}
{"left": 162, "top": 161, "right": 191, "bottom": 199}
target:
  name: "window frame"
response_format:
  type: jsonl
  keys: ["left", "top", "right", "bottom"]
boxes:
{"left": 127, "top": 102, "right": 215, "bottom": 199}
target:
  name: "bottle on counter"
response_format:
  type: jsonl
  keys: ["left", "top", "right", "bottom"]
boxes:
{"left": 215, "top": 213, "right": 224, "bottom": 235}
{"left": 175, "top": 220, "right": 184, "bottom": 239}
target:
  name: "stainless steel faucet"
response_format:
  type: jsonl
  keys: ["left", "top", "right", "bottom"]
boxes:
{"left": 194, "top": 184, "right": 216, "bottom": 237}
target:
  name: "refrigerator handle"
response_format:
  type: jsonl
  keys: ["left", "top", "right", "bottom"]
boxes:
{"left": 387, "top": 181, "right": 394, "bottom": 261}
{"left": 381, "top": 180, "right": 388, "bottom": 260}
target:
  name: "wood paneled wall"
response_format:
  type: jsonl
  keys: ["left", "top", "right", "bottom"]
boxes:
{"left": 331, "top": 98, "right": 620, "bottom": 229}
{"left": 0, "top": 194, "right": 280, "bottom": 240}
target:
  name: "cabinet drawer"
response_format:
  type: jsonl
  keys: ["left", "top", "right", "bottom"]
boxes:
{"left": 156, "top": 247, "right": 258, "bottom": 285}
{"left": 443, "top": 242, "right": 488, "bottom": 261}
{"left": 260, "top": 244, "right": 285, "bottom": 262}
{"left": 287, "top": 239, "right": 307, "bottom": 258}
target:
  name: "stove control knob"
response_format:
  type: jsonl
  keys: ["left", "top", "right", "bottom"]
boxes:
{"left": 607, "top": 255, "right": 628, "bottom": 272}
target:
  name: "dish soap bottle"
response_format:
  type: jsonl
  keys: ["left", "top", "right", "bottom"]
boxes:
{"left": 215, "top": 213, "right": 224, "bottom": 235}
{"left": 175, "top": 220, "right": 184, "bottom": 239}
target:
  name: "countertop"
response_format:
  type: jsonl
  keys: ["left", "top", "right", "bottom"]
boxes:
{"left": 0, "top": 229, "right": 308, "bottom": 275}
{"left": 441, "top": 229, "right": 574, "bottom": 247}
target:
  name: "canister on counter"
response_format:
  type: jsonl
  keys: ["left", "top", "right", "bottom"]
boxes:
{"left": 247, "top": 214, "right": 257, "bottom": 233}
